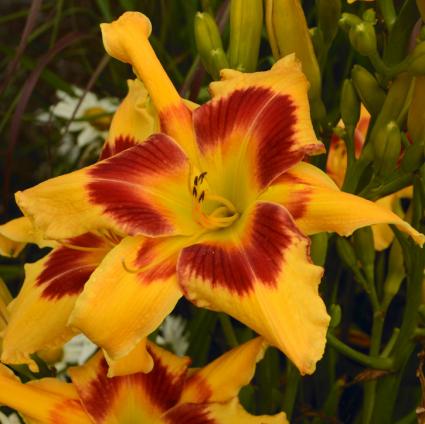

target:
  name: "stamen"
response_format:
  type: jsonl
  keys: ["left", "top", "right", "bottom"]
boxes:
{"left": 194, "top": 176, "right": 199, "bottom": 186}
{"left": 199, "top": 171, "right": 207, "bottom": 183}
{"left": 199, "top": 191, "right": 205, "bottom": 202}
{"left": 192, "top": 186, "right": 198, "bottom": 198}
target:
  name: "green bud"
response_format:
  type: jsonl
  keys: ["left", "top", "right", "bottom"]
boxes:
{"left": 310, "top": 232, "right": 329, "bottom": 266}
{"left": 317, "top": 0, "right": 341, "bottom": 45}
{"left": 194, "top": 12, "right": 229, "bottom": 80}
{"left": 335, "top": 237, "right": 357, "bottom": 270}
{"left": 338, "top": 13, "right": 362, "bottom": 32}
{"left": 228, "top": 0, "right": 263, "bottom": 72}
{"left": 329, "top": 304, "right": 342, "bottom": 329}
{"left": 353, "top": 227, "right": 375, "bottom": 284}
{"left": 310, "top": 27, "right": 325, "bottom": 61}
{"left": 382, "top": 240, "right": 405, "bottom": 310}
{"left": 373, "top": 121, "right": 401, "bottom": 178}
{"left": 351, "top": 65, "right": 386, "bottom": 117}
{"left": 349, "top": 22, "right": 377, "bottom": 57}
{"left": 341, "top": 79, "right": 360, "bottom": 128}
{"left": 401, "top": 142, "right": 425, "bottom": 173}
{"left": 362, "top": 8, "right": 376, "bottom": 24}
{"left": 405, "top": 42, "right": 425, "bottom": 75}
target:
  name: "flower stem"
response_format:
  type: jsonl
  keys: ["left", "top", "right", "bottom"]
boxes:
{"left": 218, "top": 313, "right": 238, "bottom": 348}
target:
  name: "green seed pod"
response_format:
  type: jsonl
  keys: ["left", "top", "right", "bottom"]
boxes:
{"left": 351, "top": 65, "right": 386, "bottom": 117}
{"left": 401, "top": 142, "right": 425, "bottom": 173}
{"left": 348, "top": 21, "right": 377, "bottom": 57}
{"left": 265, "top": 0, "right": 322, "bottom": 103}
{"left": 227, "top": 0, "right": 263, "bottom": 72}
{"left": 341, "top": 79, "right": 360, "bottom": 129}
{"left": 310, "top": 232, "right": 329, "bottom": 266}
{"left": 194, "top": 12, "right": 229, "bottom": 80}
{"left": 373, "top": 121, "right": 402, "bottom": 178}
{"left": 335, "top": 237, "right": 357, "bottom": 271}
{"left": 317, "top": 0, "right": 341, "bottom": 45}
{"left": 353, "top": 227, "right": 375, "bottom": 284}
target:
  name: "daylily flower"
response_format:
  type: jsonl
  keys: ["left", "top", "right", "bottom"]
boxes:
{"left": 12, "top": 12, "right": 424, "bottom": 377}
{"left": 326, "top": 105, "right": 414, "bottom": 250}
{"left": 38, "top": 86, "right": 119, "bottom": 148}
{"left": 0, "top": 79, "right": 162, "bottom": 374}
{"left": 0, "top": 338, "right": 288, "bottom": 423}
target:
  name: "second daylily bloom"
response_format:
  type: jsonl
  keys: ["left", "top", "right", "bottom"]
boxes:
{"left": 13, "top": 12, "right": 424, "bottom": 376}
{"left": 0, "top": 338, "right": 288, "bottom": 423}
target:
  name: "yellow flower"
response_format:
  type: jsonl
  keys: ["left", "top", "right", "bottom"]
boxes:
{"left": 0, "top": 338, "right": 288, "bottom": 424}
{"left": 10, "top": 12, "right": 424, "bottom": 377}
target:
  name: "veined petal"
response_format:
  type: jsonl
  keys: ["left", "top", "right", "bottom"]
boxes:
{"left": 262, "top": 167, "right": 425, "bottom": 245}
{"left": 16, "top": 134, "right": 198, "bottom": 240}
{"left": 69, "top": 345, "right": 190, "bottom": 424}
{"left": 100, "top": 12, "right": 197, "bottom": 160}
{"left": 164, "top": 398, "right": 288, "bottom": 424}
{"left": 0, "top": 217, "right": 52, "bottom": 258}
{"left": 69, "top": 235, "right": 185, "bottom": 366}
{"left": 100, "top": 79, "right": 159, "bottom": 160}
{"left": 1, "top": 233, "right": 111, "bottom": 371}
{"left": 0, "top": 364, "right": 90, "bottom": 424}
{"left": 179, "top": 337, "right": 266, "bottom": 404}
{"left": 178, "top": 201, "right": 329, "bottom": 375}
{"left": 194, "top": 55, "right": 324, "bottom": 211}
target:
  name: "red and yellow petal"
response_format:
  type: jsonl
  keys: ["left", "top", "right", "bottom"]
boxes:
{"left": 100, "top": 12, "right": 197, "bottom": 160}
{"left": 178, "top": 201, "right": 329, "bottom": 375}
{"left": 68, "top": 235, "right": 186, "bottom": 369}
{"left": 0, "top": 364, "right": 90, "bottom": 424}
{"left": 194, "top": 55, "right": 324, "bottom": 211}
{"left": 0, "top": 217, "right": 52, "bottom": 258}
{"left": 262, "top": 165, "right": 425, "bottom": 245}
{"left": 179, "top": 337, "right": 266, "bottom": 404}
{"left": 164, "top": 398, "right": 288, "bottom": 424}
{"left": 100, "top": 78, "right": 159, "bottom": 160}
{"left": 69, "top": 344, "right": 190, "bottom": 423}
{"left": 16, "top": 134, "right": 198, "bottom": 240}
{"left": 1, "top": 233, "right": 110, "bottom": 371}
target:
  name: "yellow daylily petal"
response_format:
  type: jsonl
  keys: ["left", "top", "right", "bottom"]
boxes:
{"left": 262, "top": 165, "right": 425, "bottom": 246}
{"left": 179, "top": 201, "right": 329, "bottom": 375}
{"left": 69, "top": 235, "right": 184, "bottom": 366}
{"left": 16, "top": 134, "right": 198, "bottom": 240}
{"left": 100, "top": 78, "right": 159, "bottom": 159}
{"left": 179, "top": 337, "right": 267, "bottom": 404}
{"left": 100, "top": 12, "right": 197, "bottom": 159}
{"left": 0, "top": 364, "right": 90, "bottom": 424}
{"left": 0, "top": 217, "right": 51, "bottom": 257}
{"left": 2, "top": 233, "right": 111, "bottom": 371}
{"left": 69, "top": 345, "right": 190, "bottom": 424}
{"left": 164, "top": 398, "right": 288, "bottom": 424}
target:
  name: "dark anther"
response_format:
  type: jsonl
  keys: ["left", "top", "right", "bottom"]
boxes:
{"left": 199, "top": 171, "right": 207, "bottom": 183}
{"left": 194, "top": 176, "right": 198, "bottom": 186}
{"left": 192, "top": 186, "right": 198, "bottom": 197}
{"left": 199, "top": 191, "right": 205, "bottom": 202}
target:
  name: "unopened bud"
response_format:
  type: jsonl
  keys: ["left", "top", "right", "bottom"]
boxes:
{"left": 405, "top": 42, "right": 425, "bottom": 75}
{"left": 362, "top": 8, "right": 376, "bottom": 24}
{"left": 408, "top": 76, "right": 425, "bottom": 144}
{"left": 353, "top": 227, "right": 375, "bottom": 284}
{"left": 329, "top": 304, "right": 342, "bottom": 329}
{"left": 401, "top": 142, "right": 425, "bottom": 173}
{"left": 373, "top": 121, "right": 401, "bottom": 177}
{"left": 194, "top": 12, "right": 229, "bottom": 80}
{"left": 310, "top": 232, "right": 329, "bottom": 266}
{"left": 383, "top": 240, "right": 405, "bottom": 309}
{"left": 339, "top": 13, "right": 362, "bottom": 32}
{"left": 351, "top": 65, "right": 386, "bottom": 116}
{"left": 336, "top": 237, "right": 357, "bottom": 270}
{"left": 228, "top": 0, "right": 263, "bottom": 72}
{"left": 349, "top": 21, "right": 377, "bottom": 56}
{"left": 317, "top": 0, "right": 341, "bottom": 45}
{"left": 341, "top": 79, "right": 360, "bottom": 128}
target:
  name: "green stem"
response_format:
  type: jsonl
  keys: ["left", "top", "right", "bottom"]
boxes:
{"left": 281, "top": 361, "right": 301, "bottom": 419}
{"left": 326, "top": 333, "right": 393, "bottom": 370}
{"left": 218, "top": 313, "right": 238, "bottom": 348}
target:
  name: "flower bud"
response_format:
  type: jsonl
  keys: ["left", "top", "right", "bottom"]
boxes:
{"left": 353, "top": 227, "right": 375, "bottom": 284}
{"left": 351, "top": 65, "right": 386, "bottom": 116}
{"left": 228, "top": 0, "right": 263, "bottom": 72}
{"left": 401, "top": 142, "right": 425, "bottom": 173}
{"left": 265, "top": 0, "right": 322, "bottom": 104}
{"left": 336, "top": 237, "right": 357, "bottom": 271}
{"left": 348, "top": 21, "right": 377, "bottom": 57}
{"left": 341, "top": 79, "right": 360, "bottom": 129}
{"left": 317, "top": 0, "right": 341, "bottom": 45}
{"left": 329, "top": 304, "right": 342, "bottom": 329}
{"left": 408, "top": 76, "right": 425, "bottom": 144}
{"left": 372, "top": 121, "right": 402, "bottom": 178}
{"left": 405, "top": 42, "right": 425, "bottom": 75}
{"left": 310, "top": 232, "right": 328, "bottom": 266}
{"left": 194, "top": 12, "right": 229, "bottom": 80}
{"left": 382, "top": 240, "right": 405, "bottom": 310}
{"left": 338, "top": 13, "right": 362, "bottom": 33}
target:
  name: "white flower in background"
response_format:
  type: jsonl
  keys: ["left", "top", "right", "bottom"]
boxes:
{"left": 39, "top": 86, "right": 118, "bottom": 147}
{"left": 0, "top": 412, "right": 21, "bottom": 424}
{"left": 156, "top": 315, "right": 189, "bottom": 356}
{"left": 54, "top": 334, "right": 98, "bottom": 372}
